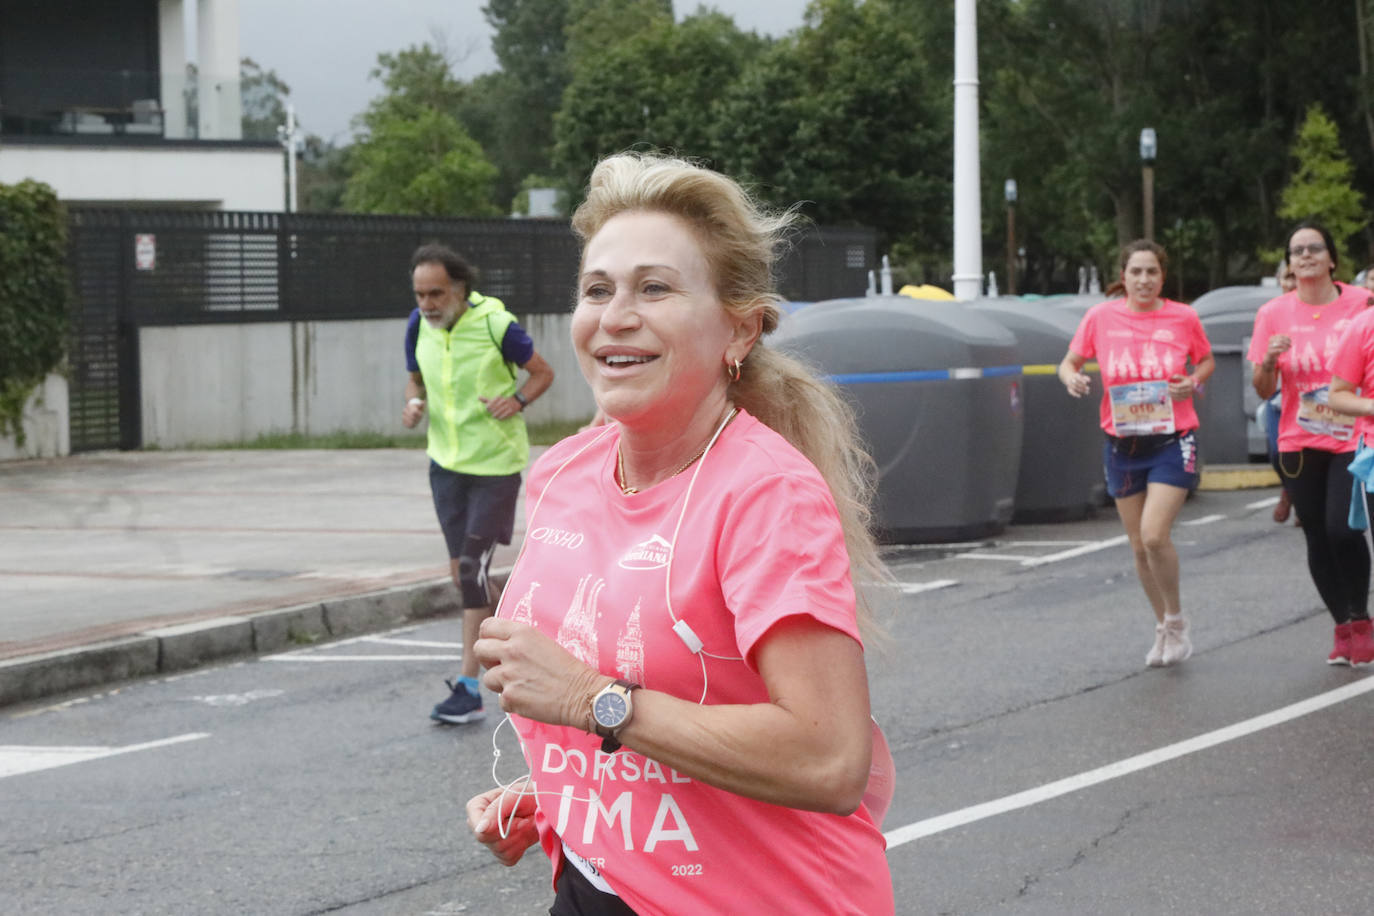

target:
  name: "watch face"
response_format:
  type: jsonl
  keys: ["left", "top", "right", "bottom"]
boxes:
{"left": 594, "top": 692, "right": 628, "bottom": 729}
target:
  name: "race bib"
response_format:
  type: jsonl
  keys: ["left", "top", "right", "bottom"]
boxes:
{"left": 1296, "top": 385, "right": 1357, "bottom": 441}
{"left": 1109, "top": 380, "right": 1176, "bottom": 436}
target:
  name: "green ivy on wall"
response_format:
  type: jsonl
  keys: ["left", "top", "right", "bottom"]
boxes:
{"left": 0, "top": 180, "right": 69, "bottom": 445}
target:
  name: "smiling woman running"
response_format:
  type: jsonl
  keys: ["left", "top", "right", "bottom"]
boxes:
{"left": 1058, "top": 240, "right": 1215, "bottom": 668}
{"left": 461, "top": 152, "right": 895, "bottom": 915}
{"left": 1252, "top": 222, "right": 1374, "bottom": 666}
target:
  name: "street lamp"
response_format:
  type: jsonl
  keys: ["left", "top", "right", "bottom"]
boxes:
{"left": 1139, "top": 127, "right": 1157, "bottom": 241}
{"left": 1004, "top": 179, "right": 1018, "bottom": 296}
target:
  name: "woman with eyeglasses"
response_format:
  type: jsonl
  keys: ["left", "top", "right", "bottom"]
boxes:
{"left": 1249, "top": 222, "right": 1374, "bottom": 666}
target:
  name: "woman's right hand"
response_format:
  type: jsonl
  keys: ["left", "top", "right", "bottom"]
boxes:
{"left": 467, "top": 784, "right": 540, "bottom": 866}
{"left": 1263, "top": 334, "right": 1292, "bottom": 369}
{"left": 1062, "top": 370, "right": 1091, "bottom": 398}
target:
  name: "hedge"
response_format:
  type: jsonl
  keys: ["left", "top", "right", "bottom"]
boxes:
{"left": 0, "top": 180, "right": 69, "bottom": 445}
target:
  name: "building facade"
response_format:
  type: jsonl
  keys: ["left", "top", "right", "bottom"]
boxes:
{"left": 0, "top": 0, "right": 283, "bottom": 210}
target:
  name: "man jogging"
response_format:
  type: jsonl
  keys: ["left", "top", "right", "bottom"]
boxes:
{"left": 402, "top": 243, "right": 554, "bottom": 724}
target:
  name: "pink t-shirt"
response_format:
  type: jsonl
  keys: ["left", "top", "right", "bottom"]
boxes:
{"left": 1248, "top": 283, "right": 1371, "bottom": 452}
{"left": 499, "top": 411, "right": 893, "bottom": 916}
{"left": 1329, "top": 299, "right": 1374, "bottom": 442}
{"left": 1068, "top": 298, "right": 1212, "bottom": 435}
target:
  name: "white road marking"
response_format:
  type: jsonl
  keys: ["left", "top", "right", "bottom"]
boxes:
{"left": 262, "top": 654, "right": 462, "bottom": 662}
{"left": 363, "top": 637, "right": 462, "bottom": 649}
{"left": 1020, "top": 535, "right": 1130, "bottom": 567}
{"left": 961, "top": 553, "right": 1038, "bottom": 563}
{"left": 1000, "top": 540, "right": 1096, "bottom": 547}
{"left": 1181, "top": 514, "right": 1226, "bottom": 526}
{"left": 188, "top": 689, "right": 283, "bottom": 706}
{"left": 884, "top": 674, "right": 1374, "bottom": 849}
{"left": 1247, "top": 496, "right": 1280, "bottom": 510}
{"left": 897, "top": 579, "right": 958, "bottom": 595}
{"left": 0, "top": 732, "right": 209, "bottom": 779}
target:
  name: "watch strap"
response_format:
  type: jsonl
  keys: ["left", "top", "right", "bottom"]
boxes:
{"left": 513, "top": 390, "right": 529, "bottom": 408}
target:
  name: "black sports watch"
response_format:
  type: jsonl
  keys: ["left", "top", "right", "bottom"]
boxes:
{"left": 591, "top": 679, "right": 639, "bottom": 753}
{"left": 513, "top": 390, "right": 529, "bottom": 409}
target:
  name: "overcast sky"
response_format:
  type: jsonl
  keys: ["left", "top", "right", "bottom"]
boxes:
{"left": 234, "top": 1, "right": 812, "bottom": 144}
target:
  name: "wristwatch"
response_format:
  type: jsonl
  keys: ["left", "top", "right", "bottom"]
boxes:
{"left": 591, "top": 679, "right": 639, "bottom": 753}
{"left": 513, "top": 391, "right": 529, "bottom": 409}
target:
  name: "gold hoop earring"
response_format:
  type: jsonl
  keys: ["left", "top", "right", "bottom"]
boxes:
{"left": 728, "top": 358, "right": 742, "bottom": 383}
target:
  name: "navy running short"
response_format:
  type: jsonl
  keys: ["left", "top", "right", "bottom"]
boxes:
{"left": 427, "top": 463, "right": 521, "bottom": 557}
{"left": 1102, "top": 429, "right": 1198, "bottom": 499}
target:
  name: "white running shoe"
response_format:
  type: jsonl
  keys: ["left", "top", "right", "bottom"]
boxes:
{"left": 1161, "top": 616, "right": 1192, "bottom": 666}
{"left": 1146, "top": 624, "right": 1167, "bottom": 667}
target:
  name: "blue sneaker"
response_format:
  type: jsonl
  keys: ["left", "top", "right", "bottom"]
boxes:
{"left": 430, "top": 679, "right": 485, "bottom": 724}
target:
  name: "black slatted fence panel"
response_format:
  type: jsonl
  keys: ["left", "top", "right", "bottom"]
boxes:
{"left": 69, "top": 208, "right": 875, "bottom": 324}
{"left": 62, "top": 209, "right": 874, "bottom": 451}
{"left": 66, "top": 211, "right": 124, "bottom": 452}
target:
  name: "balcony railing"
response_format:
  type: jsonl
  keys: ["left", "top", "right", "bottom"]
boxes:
{"left": 1, "top": 69, "right": 244, "bottom": 141}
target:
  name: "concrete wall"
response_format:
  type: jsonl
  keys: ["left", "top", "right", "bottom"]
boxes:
{"left": 0, "top": 144, "right": 282, "bottom": 210}
{"left": 0, "top": 374, "right": 70, "bottom": 461}
{"left": 139, "top": 314, "right": 595, "bottom": 447}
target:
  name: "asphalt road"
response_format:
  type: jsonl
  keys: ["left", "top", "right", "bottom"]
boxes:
{"left": 4, "top": 486, "right": 1372, "bottom": 915}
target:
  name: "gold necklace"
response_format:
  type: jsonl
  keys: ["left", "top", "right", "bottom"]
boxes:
{"left": 616, "top": 408, "right": 739, "bottom": 495}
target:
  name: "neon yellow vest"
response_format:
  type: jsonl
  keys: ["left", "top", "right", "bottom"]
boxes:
{"left": 415, "top": 293, "right": 529, "bottom": 475}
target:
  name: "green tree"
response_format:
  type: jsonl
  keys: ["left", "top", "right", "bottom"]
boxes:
{"left": 344, "top": 107, "right": 499, "bottom": 215}
{"left": 1275, "top": 103, "right": 1367, "bottom": 276}
{"left": 240, "top": 56, "right": 292, "bottom": 141}
{"left": 566, "top": 0, "right": 673, "bottom": 48}
{"left": 364, "top": 44, "right": 467, "bottom": 117}
{"left": 344, "top": 45, "right": 499, "bottom": 216}
{"left": 979, "top": 0, "right": 1327, "bottom": 292}
{"left": 553, "top": 9, "right": 762, "bottom": 195}
{"left": 715, "top": 0, "right": 950, "bottom": 259}
{"left": 297, "top": 135, "right": 351, "bottom": 212}
{"left": 477, "top": 0, "right": 573, "bottom": 209}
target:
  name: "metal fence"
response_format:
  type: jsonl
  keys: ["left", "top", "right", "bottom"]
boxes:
{"left": 64, "top": 208, "right": 876, "bottom": 451}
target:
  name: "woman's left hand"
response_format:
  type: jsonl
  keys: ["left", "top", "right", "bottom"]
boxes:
{"left": 475, "top": 617, "right": 608, "bottom": 729}
{"left": 467, "top": 784, "right": 540, "bottom": 866}
{"left": 1167, "top": 373, "right": 1195, "bottom": 400}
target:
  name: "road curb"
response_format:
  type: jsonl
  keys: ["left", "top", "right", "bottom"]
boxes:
{"left": 0, "top": 579, "right": 461, "bottom": 710}
{"left": 1197, "top": 464, "right": 1279, "bottom": 491}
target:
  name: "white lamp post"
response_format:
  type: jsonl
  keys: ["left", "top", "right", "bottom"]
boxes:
{"left": 277, "top": 103, "right": 299, "bottom": 213}
{"left": 952, "top": 0, "right": 983, "bottom": 300}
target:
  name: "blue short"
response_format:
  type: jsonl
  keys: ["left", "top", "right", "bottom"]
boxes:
{"left": 1103, "top": 429, "right": 1199, "bottom": 499}
{"left": 428, "top": 463, "right": 521, "bottom": 557}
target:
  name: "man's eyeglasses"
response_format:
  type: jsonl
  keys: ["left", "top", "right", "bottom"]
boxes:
{"left": 1289, "top": 243, "right": 1327, "bottom": 257}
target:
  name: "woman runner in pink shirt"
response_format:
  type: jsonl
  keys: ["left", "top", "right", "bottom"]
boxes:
{"left": 1058, "top": 240, "right": 1215, "bottom": 668}
{"left": 1256, "top": 222, "right": 1374, "bottom": 666}
{"left": 462, "top": 153, "right": 894, "bottom": 915}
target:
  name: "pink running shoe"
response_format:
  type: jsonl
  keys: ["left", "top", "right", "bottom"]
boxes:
{"left": 1349, "top": 619, "right": 1374, "bottom": 667}
{"left": 1328, "top": 622, "right": 1354, "bottom": 666}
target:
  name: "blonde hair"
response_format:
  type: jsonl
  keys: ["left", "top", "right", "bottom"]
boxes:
{"left": 571, "top": 152, "right": 889, "bottom": 632}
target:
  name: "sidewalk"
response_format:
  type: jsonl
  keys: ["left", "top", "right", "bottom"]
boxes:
{"left": 0, "top": 449, "right": 1273, "bottom": 710}
{"left": 0, "top": 449, "right": 528, "bottom": 709}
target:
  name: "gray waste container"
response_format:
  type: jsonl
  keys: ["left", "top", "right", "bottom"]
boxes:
{"left": 1192, "top": 287, "right": 1276, "bottom": 463}
{"left": 970, "top": 298, "right": 1105, "bottom": 521}
{"left": 772, "top": 296, "right": 1022, "bottom": 543}
{"left": 1192, "top": 285, "right": 1276, "bottom": 318}
{"left": 1048, "top": 294, "right": 1106, "bottom": 319}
